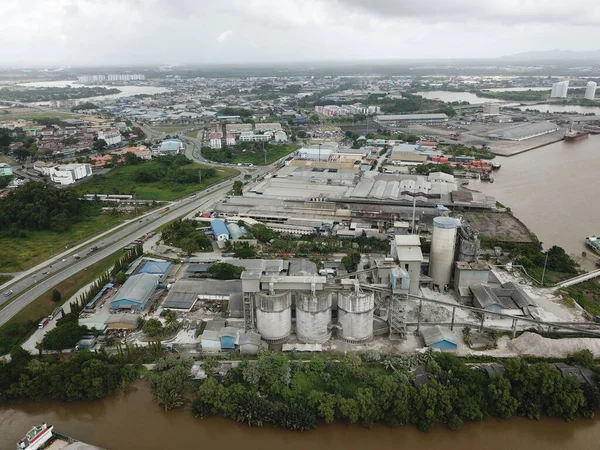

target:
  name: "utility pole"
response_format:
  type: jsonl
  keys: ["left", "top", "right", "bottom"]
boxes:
{"left": 318, "top": 143, "right": 322, "bottom": 162}
{"left": 263, "top": 141, "right": 266, "bottom": 164}
{"left": 541, "top": 250, "right": 549, "bottom": 285}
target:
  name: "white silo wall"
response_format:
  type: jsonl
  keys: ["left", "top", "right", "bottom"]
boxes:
{"left": 429, "top": 217, "right": 459, "bottom": 287}
{"left": 337, "top": 290, "right": 374, "bottom": 343}
{"left": 255, "top": 291, "right": 292, "bottom": 343}
{"left": 296, "top": 292, "right": 332, "bottom": 344}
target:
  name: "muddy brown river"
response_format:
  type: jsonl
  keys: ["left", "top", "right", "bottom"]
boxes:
{"left": 1, "top": 382, "right": 599, "bottom": 450}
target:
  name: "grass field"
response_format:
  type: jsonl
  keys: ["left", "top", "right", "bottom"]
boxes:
{"left": 76, "top": 161, "right": 238, "bottom": 201}
{"left": 0, "top": 214, "right": 124, "bottom": 273}
{"left": 0, "top": 275, "right": 13, "bottom": 286}
{"left": 203, "top": 144, "right": 300, "bottom": 166}
{"left": 0, "top": 111, "right": 80, "bottom": 121}
{"left": 153, "top": 126, "right": 190, "bottom": 134}
{"left": 0, "top": 155, "right": 13, "bottom": 164}
{"left": 185, "top": 130, "right": 200, "bottom": 139}
{"left": 0, "top": 250, "right": 124, "bottom": 354}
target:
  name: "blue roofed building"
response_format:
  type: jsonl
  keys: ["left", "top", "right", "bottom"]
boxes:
{"left": 219, "top": 327, "right": 240, "bottom": 350}
{"left": 421, "top": 326, "right": 458, "bottom": 351}
{"left": 111, "top": 273, "right": 159, "bottom": 311}
{"left": 210, "top": 219, "right": 230, "bottom": 241}
{"left": 154, "top": 138, "right": 183, "bottom": 155}
{"left": 137, "top": 260, "right": 172, "bottom": 280}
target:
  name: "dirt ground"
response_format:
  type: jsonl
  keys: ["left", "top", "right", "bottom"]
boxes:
{"left": 460, "top": 211, "right": 535, "bottom": 243}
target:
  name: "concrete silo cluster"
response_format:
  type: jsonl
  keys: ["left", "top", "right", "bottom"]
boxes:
{"left": 242, "top": 271, "right": 374, "bottom": 344}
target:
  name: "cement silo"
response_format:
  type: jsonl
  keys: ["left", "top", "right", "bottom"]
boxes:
{"left": 429, "top": 217, "right": 459, "bottom": 288}
{"left": 255, "top": 291, "right": 292, "bottom": 343}
{"left": 337, "top": 289, "right": 374, "bottom": 343}
{"left": 296, "top": 292, "right": 332, "bottom": 344}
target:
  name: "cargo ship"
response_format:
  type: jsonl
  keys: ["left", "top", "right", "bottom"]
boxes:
{"left": 564, "top": 128, "right": 589, "bottom": 142}
{"left": 17, "top": 424, "right": 105, "bottom": 450}
{"left": 585, "top": 236, "right": 600, "bottom": 255}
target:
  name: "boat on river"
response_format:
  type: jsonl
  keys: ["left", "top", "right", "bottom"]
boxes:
{"left": 586, "top": 236, "right": 600, "bottom": 255}
{"left": 17, "top": 424, "right": 105, "bottom": 450}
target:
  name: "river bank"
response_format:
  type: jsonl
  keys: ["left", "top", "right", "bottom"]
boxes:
{"left": 1, "top": 380, "right": 600, "bottom": 450}
{"left": 471, "top": 135, "right": 600, "bottom": 271}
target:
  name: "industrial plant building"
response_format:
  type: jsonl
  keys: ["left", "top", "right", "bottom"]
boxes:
{"left": 375, "top": 113, "right": 449, "bottom": 126}
{"left": 487, "top": 121, "right": 560, "bottom": 141}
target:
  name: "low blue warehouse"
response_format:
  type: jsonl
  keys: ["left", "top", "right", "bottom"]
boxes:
{"left": 111, "top": 273, "right": 159, "bottom": 311}
{"left": 210, "top": 219, "right": 230, "bottom": 241}
{"left": 421, "top": 326, "right": 458, "bottom": 351}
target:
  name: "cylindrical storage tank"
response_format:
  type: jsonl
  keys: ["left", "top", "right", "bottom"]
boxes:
{"left": 337, "top": 290, "right": 374, "bottom": 343}
{"left": 429, "top": 217, "right": 459, "bottom": 287}
{"left": 255, "top": 291, "right": 292, "bottom": 343}
{"left": 296, "top": 292, "right": 332, "bottom": 344}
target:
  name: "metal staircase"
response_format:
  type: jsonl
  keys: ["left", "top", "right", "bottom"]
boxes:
{"left": 389, "top": 293, "right": 407, "bottom": 339}
{"left": 243, "top": 293, "right": 254, "bottom": 331}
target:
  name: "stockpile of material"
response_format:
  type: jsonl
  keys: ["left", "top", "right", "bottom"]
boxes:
{"left": 509, "top": 332, "right": 600, "bottom": 358}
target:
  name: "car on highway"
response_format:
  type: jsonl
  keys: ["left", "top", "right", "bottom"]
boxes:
{"left": 3, "top": 290, "right": 13, "bottom": 297}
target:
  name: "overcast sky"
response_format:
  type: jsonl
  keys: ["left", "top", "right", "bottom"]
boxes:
{"left": 2, "top": 0, "right": 599, "bottom": 66}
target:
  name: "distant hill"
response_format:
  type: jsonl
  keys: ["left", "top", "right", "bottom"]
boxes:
{"left": 501, "top": 50, "right": 600, "bottom": 61}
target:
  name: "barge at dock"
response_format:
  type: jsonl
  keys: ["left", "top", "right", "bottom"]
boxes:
{"left": 17, "top": 424, "right": 105, "bottom": 450}
{"left": 564, "top": 128, "right": 590, "bottom": 142}
{"left": 586, "top": 236, "right": 600, "bottom": 255}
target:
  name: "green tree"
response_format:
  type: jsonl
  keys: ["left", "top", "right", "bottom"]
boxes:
{"left": 233, "top": 244, "right": 256, "bottom": 258}
{"left": 342, "top": 250, "right": 361, "bottom": 272}
{"left": 115, "top": 271, "right": 127, "bottom": 284}
{"left": 150, "top": 365, "right": 189, "bottom": 411}
{"left": 51, "top": 289, "right": 62, "bottom": 303}
{"left": 93, "top": 139, "right": 108, "bottom": 152}
{"left": 143, "top": 318, "right": 164, "bottom": 338}
{"left": 487, "top": 376, "right": 519, "bottom": 419}
{"left": 41, "top": 318, "right": 86, "bottom": 350}
{"left": 232, "top": 180, "right": 244, "bottom": 196}
{"left": 207, "top": 262, "right": 244, "bottom": 280}
{"left": 179, "top": 237, "right": 200, "bottom": 255}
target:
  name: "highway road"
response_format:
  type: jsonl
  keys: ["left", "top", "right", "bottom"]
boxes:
{"left": 0, "top": 181, "right": 238, "bottom": 327}
{"left": 0, "top": 124, "right": 281, "bottom": 328}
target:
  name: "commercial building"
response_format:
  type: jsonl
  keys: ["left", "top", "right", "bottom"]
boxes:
{"left": 551, "top": 80, "right": 569, "bottom": 98}
{"left": 50, "top": 163, "right": 93, "bottom": 185}
{"left": 274, "top": 131, "right": 288, "bottom": 143}
{"left": 33, "top": 161, "right": 57, "bottom": 176}
{"left": 210, "top": 219, "right": 230, "bottom": 241}
{"left": 255, "top": 123, "right": 282, "bottom": 132}
{"left": 585, "top": 81, "right": 597, "bottom": 101}
{"left": 239, "top": 131, "right": 272, "bottom": 143}
{"left": 0, "top": 163, "right": 12, "bottom": 177}
{"left": 226, "top": 133, "right": 236, "bottom": 146}
{"left": 487, "top": 121, "right": 560, "bottom": 141}
{"left": 156, "top": 138, "right": 183, "bottom": 154}
{"left": 226, "top": 123, "right": 253, "bottom": 134}
{"left": 483, "top": 103, "right": 500, "bottom": 116}
{"left": 210, "top": 132, "right": 222, "bottom": 149}
{"left": 375, "top": 113, "right": 448, "bottom": 126}
{"left": 111, "top": 273, "right": 159, "bottom": 311}
{"left": 97, "top": 129, "right": 122, "bottom": 147}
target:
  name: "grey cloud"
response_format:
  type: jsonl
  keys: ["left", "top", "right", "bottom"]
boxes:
{"left": 336, "top": 0, "right": 600, "bottom": 25}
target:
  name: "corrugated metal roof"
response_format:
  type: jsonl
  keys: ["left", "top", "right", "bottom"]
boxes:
{"left": 421, "top": 326, "right": 457, "bottom": 346}
{"left": 112, "top": 273, "right": 159, "bottom": 308}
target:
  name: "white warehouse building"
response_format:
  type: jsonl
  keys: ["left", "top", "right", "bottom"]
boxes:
{"left": 98, "top": 130, "right": 122, "bottom": 147}
{"left": 50, "top": 163, "right": 93, "bottom": 185}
